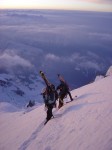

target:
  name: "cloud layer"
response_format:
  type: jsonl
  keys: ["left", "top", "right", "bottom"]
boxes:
{"left": 0, "top": 51, "right": 33, "bottom": 68}
{"left": 0, "top": 10, "right": 112, "bottom": 88}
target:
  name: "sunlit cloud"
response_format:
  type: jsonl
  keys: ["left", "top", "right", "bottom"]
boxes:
{"left": 44, "top": 52, "right": 103, "bottom": 71}
{"left": 78, "top": 61, "right": 101, "bottom": 70}
{"left": 45, "top": 53, "right": 60, "bottom": 61}
{"left": 0, "top": 51, "right": 33, "bottom": 69}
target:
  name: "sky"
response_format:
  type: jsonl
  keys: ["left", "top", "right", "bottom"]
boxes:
{"left": 0, "top": 0, "right": 112, "bottom": 12}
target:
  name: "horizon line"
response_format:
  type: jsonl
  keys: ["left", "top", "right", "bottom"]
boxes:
{"left": 0, "top": 8, "right": 112, "bottom": 13}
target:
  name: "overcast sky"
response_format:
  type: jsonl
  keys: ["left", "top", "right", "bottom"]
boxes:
{"left": 0, "top": 0, "right": 112, "bottom": 12}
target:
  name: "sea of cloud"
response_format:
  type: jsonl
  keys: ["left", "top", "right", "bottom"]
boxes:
{"left": 0, "top": 9, "right": 112, "bottom": 88}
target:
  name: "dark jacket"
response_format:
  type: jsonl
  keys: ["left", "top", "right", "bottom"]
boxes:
{"left": 43, "top": 86, "right": 58, "bottom": 106}
{"left": 57, "top": 81, "right": 69, "bottom": 96}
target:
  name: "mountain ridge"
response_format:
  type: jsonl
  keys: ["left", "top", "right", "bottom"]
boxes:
{"left": 0, "top": 73, "right": 44, "bottom": 107}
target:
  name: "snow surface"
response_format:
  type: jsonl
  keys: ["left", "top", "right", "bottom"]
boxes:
{"left": 0, "top": 73, "right": 44, "bottom": 107}
{"left": 106, "top": 66, "right": 112, "bottom": 76}
{"left": 94, "top": 75, "right": 104, "bottom": 82}
{"left": 0, "top": 76, "right": 112, "bottom": 150}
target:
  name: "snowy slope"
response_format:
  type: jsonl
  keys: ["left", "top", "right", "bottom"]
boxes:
{"left": 106, "top": 65, "right": 112, "bottom": 76}
{"left": 94, "top": 75, "right": 104, "bottom": 81}
{"left": 0, "top": 76, "right": 112, "bottom": 150}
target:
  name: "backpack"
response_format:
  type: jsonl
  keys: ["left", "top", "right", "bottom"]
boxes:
{"left": 57, "top": 82, "right": 68, "bottom": 95}
{"left": 42, "top": 86, "right": 57, "bottom": 106}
